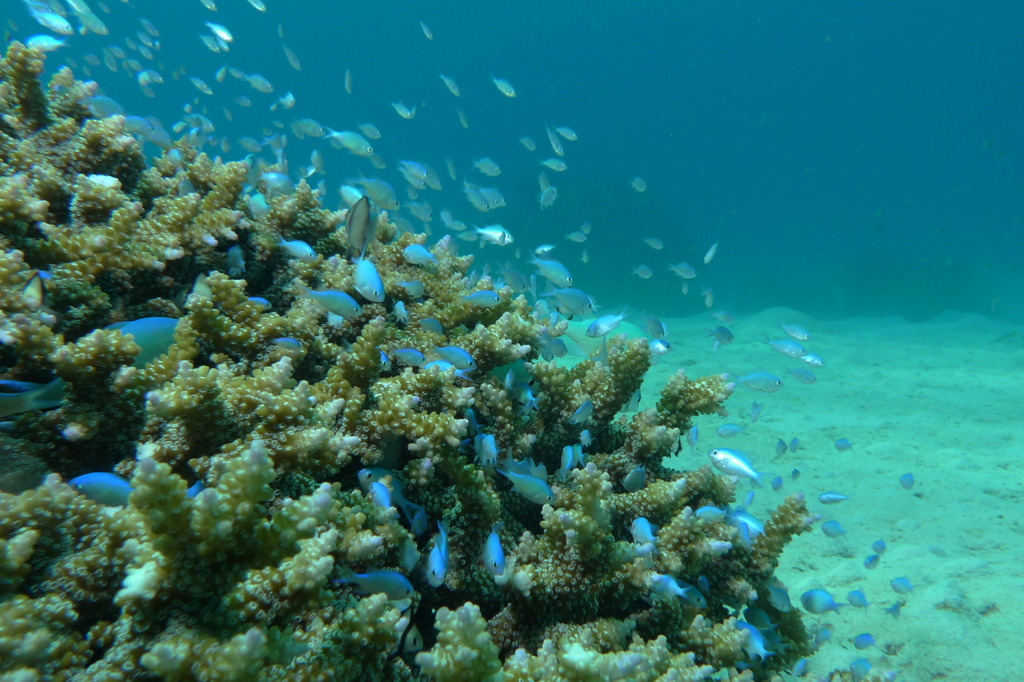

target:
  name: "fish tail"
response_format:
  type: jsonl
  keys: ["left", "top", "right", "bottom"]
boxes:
{"left": 30, "top": 378, "right": 65, "bottom": 410}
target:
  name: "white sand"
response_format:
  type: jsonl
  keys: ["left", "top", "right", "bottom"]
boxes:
{"left": 646, "top": 308, "right": 1023, "bottom": 679}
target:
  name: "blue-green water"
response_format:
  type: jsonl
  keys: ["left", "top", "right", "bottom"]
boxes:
{"left": 18, "top": 0, "right": 1022, "bottom": 322}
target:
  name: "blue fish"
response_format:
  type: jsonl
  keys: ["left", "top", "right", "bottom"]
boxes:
{"left": 69, "top": 472, "right": 134, "bottom": 506}
{"left": 426, "top": 522, "right": 449, "bottom": 587}
{"left": 333, "top": 568, "right": 413, "bottom": 600}
{"left": 107, "top": 317, "right": 178, "bottom": 366}
{"left": 272, "top": 337, "right": 302, "bottom": 351}
{"left": 568, "top": 399, "right": 593, "bottom": 425}
{"left": 420, "top": 317, "right": 444, "bottom": 334}
{"left": 353, "top": 256, "right": 385, "bottom": 302}
{"left": 890, "top": 577, "right": 913, "bottom": 594}
{"left": 295, "top": 285, "right": 361, "bottom": 318}
{"left": 393, "top": 348, "right": 426, "bottom": 366}
{"left": 70, "top": 471, "right": 203, "bottom": 507}
{"left": 800, "top": 588, "right": 843, "bottom": 614}
{"left": 821, "top": 520, "right": 846, "bottom": 538}
{"left": 497, "top": 458, "right": 553, "bottom": 504}
{"left": 279, "top": 237, "right": 316, "bottom": 259}
{"left": 422, "top": 360, "right": 474, "bottom": 381}
{"left": 834, "top": 437, "right": 853, "bottom": 451}
{"left": 474, "top": 434, "right": 498, "bottom": 467}
{"left": 368, "top": 481, "right": 392, "bottom": 508}
{"left": 864, "top": 554, "right": 881, "bottom": 570}
{"left": 433, "top": 346, "right": 476, "bottom": 370}
{"left": 848, "top": 590, "right": 870, "bottom": 608}
{"left": 0, "top": 377, "right": 65, "bottom": 418}
{"left": 899, "top": 473, "right": 915, "bottom": 489}
{"left": 737, "top": 621, "right": 773, "bottom": 662}
{"left": 403, "top": 244, "right": 437, "bottom": 266}
{"left": 462, "top": 290, "right": 501, "bottom": 308}
{"left": 630, "top": 517, "right": 656, "bottom": 545}
{"left": 850, "top": 659, "right": 873, "bottom": 679}
{"left": 482, "top": 525, "right": 505, "bottom": 576}
{"left": 622, "top": 466, "right": 646, "bottom": 492}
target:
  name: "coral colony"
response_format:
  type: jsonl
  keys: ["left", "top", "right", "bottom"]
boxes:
{"left": 1, "top": 43, "right": 825, "bottom": 680}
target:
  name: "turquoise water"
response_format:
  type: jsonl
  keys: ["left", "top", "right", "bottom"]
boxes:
{"left": 19, "top": 0, "right": 1022, "bottom": 322}
{"left": 8, "top": 1, "right": 1022, "bottom": 678}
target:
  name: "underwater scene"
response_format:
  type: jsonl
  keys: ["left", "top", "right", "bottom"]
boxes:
{"left": 1, "top": 0, "right": 1021, "bottom": 680}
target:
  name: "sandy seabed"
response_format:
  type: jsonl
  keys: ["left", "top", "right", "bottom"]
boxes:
{"left": 649, "top": 308, "right": 1023, "bottom": 680}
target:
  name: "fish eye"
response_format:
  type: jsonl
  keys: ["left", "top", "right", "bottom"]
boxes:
{"left": 366, "top": 146, "right": 373, "bottom": 153}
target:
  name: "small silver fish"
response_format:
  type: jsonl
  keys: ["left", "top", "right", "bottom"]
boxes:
{"left": 353, "top": 257, "right": 385, "bottom": 302}
{"left": 708, "top": 448, "right": 763, "bottom": 484}
{"left": 781, "top": 324, "right": 811, "bottom": 341}
{"left": 765, "top": 338, "right": 806, "bottom": 358}
{"left": 586, "top": 309, "right": 628, "bottom": 338}
{"left": 737, "top": 371, "right": 783, "bottom": 392}
{"left": 474, "top": 224, "right": 514, "bottom": 246}
{"left": 491, "top": 75, "right": 516, "bottom": 98}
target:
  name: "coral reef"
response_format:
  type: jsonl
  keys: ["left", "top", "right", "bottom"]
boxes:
{"left": 0, "top": 43, "right": 816, "bottom": 680}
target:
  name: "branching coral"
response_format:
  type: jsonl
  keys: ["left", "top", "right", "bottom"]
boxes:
{"left": 0, "top": 43, "right": 816, "bottom": 681}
